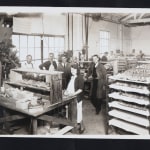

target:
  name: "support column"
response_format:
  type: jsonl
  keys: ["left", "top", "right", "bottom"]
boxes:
{"left": 41, "top": 36, "right": 43, "bottom": 63}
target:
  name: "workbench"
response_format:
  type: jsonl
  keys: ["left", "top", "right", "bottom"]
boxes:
{"left": 0, "top": 94, "right": 78, "bottom": 135}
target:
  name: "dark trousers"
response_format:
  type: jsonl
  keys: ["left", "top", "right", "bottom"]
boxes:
{"left": 91, "top": 79, "right": 102, "bottom": 112}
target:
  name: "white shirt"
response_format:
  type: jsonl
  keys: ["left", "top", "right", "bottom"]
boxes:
{"left": 22, "top": 62, "right": 34, "bottom": 69}
{"left": 49, "top": 64, "right": 55, "bottom": 71}
{"left": 66, "top": 75, "right": 77, "bottom": 94}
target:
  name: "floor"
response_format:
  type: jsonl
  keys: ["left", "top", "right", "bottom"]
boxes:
{"left": 81, "top": 99, "right": 107, "bottom": 135}
{"left": 0, "top": 99, "right": 111, "bottom": 135}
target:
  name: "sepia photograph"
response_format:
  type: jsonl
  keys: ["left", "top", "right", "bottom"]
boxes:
{"left": 0, "top": 7, "right": 150, "bottom": 137}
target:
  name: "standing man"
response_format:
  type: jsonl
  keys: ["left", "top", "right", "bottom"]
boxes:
{"left": 57, "top": 54, "right": 71, "bottom": 90}
{"left": 90, "top": 55, "right": 107, "bottom": 114}
{"left": 21, "top": 54, "right": 34, "bottom": 69}
{"left": 39, "top": 53, "right": 57, "bottom": 71}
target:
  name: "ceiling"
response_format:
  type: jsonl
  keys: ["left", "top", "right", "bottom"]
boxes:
{"left": 89, "top": 13, "right": 150, "bottom": 26}
{"left": 1, "top": 12, "right": 150, "bottom": 27}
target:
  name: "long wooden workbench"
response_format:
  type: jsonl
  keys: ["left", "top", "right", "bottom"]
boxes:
{"left": 0, "top": 95, "right": 77, "bottom": 135}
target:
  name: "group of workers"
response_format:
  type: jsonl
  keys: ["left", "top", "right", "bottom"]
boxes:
{"left": 21, "top": 52, "right": 107, "bottom": 133}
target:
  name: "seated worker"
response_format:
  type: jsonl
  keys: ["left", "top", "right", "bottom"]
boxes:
{"left": 39, "top": 53, "right": 57, "bottom": 71}
{"left": 21, "top": 54, "right": 34, "bottom": 69}
{"left": 57, "top": 54, "right": 71, "bottom": 90}
{"left": 64, "top": 65, "right": 85, "bottom": 133}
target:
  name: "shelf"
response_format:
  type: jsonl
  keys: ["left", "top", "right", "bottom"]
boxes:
{"left": 109, "top": 118, "right": 149, "bottom": 135}
{"left": 5, "top": 82, "right": 50, "bottom": 92}
{"left": 108, "top": 92, "right": 149, "bottom": 105}
{"left": 109, "top": 109, "right": 149, "bottom": 127}
{"left": 109, "top": 84, "right": 149, "bottom": 95}
{"left": 11, "top": 68, "right": 63, "bottom": 75}
{"left": 108, "top": 101, "right": 150, "bottom": 116}
{"left": 109, "top": 76, "right": 150, "bottom": 85}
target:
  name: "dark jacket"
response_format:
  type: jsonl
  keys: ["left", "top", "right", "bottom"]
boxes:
{"left": 74, "top": 75, "right": 84, "bottom": 102}
{"left": 57, "top": 62, "right": 71, "bottom": 89}
{"left": 91, "top": 62, "right": 107, "bottom": 99}
{"left": 39, "top": 61, "right": 57, "bottom": 70}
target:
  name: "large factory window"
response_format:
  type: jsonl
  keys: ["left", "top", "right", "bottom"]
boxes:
{"left": 12, "top": 35, "right": 65, "bottom": 66}
{"left": 99, "top": 30, "right": 110, "bottom": 54}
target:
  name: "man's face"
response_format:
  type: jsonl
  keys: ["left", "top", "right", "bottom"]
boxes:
{"left": 93, "top": 56, "right": 98, "bottom": 64}
{"left": 49, "top": 54, "right": 54, "bottom": 61}
{"left": 27, "top": 56, "right": 32, "bottom": 64}
{"left": 62, "top": 56, "right": 67, "bottom": 63}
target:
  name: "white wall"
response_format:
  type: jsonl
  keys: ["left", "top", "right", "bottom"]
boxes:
{"left": 13, "top": 13, "right": 132, "bottom": 58}
{"left": 131, "top": 26, "right": 150, "bottom": 55}
{"left": 88, "top": 18, "right": 131, "bottom": 58}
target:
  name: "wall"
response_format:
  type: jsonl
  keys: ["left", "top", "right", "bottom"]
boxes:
{"left": 12, "top": 13, "right": 132, "bottom": 59}
{"left": 131, "top": 26, "right": 150, "bottom": 55}
{"left": 88, "top": 18, "right": 131, "bottom": 58}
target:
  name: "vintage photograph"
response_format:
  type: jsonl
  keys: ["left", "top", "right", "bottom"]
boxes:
{"left": 0, "top": 7, "right": 150, "bottom": 136}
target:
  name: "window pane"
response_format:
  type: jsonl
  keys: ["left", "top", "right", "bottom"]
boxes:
{"left": 54, "top": 38, "right": 60, "bottom": 47}
{"left": 20, "top": 48, "right": 27, "bottom": 61}
{"left": 35, "top": 36, "right": 41, "bottom": 47}
{"left": 20, "top": 35, "right": 27, "bottom": 48}
{"left": 49, "top": 37, "right": 54, "bottom": 47}
{"left": 43, "top": 48, "right": 49, "bottom": 59}
{"left": 12, "top": 35, "right": 19, "bottom": 48}
{"left": 43, "top": 37, "right": 49, "bottom": 48}
{"left": 28, "top": 48, "right": 35, "bottom": 60}
{"left": 34, "top": 60, "right": 42, "bottom": 67}
{"left": 28, "top": 36, "right": 34, "bottom": 47}
{"left": 34, "top": 48, "right": 41, "bottom": 59}
{"left": 60, "top": 38, "right": 64, "bottom": 47}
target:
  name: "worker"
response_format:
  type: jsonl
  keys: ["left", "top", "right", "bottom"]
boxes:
{"left": 57, "top": 54, "right": 71, "bottom": 90}
{"left": 39, "top": 53, "right": 57, "bottom": 71}
{"left": 64, "top": 65, "right": 85, "bottom": 133}
{"left": 89, "top": 54, "right": 107, "bottom": 114}
{"left": 21, "top": 54, "right": 34, "bottom": 69}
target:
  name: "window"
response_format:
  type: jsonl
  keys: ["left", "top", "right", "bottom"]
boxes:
{"left": 99, "top": 31, "right": 110, "bottom": 54}
{"left": 12, "top": 35, "right": 65, "bottom": 66}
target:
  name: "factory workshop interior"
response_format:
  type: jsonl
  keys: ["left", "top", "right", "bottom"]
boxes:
{"left": 0, "top": 9, "right": 150, "bottom": 136}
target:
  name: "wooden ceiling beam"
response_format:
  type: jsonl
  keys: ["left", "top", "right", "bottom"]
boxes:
{"left": 127, "top": 18, "right": 150, "bottom": 23}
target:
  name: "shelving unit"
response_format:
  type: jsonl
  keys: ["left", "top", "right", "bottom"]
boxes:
{"left": 5, "top": 68, "right": 63, "bottom": 105}
{"left": 107, "top": 74, "right": 150, "bottom": 135}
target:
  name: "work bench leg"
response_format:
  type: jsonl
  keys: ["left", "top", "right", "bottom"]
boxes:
{"left": 32, "top": 118, "right": 37, "bottom": 135}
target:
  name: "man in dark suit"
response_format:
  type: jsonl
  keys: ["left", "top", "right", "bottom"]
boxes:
{"left": 57, "top": 54, "right": 71, "bottom": 89}
{"left": 39, "top": 53, "right": 57, "bottom": 71}
{"left": 89, "top": 54, "right": 107, "bottom": 114}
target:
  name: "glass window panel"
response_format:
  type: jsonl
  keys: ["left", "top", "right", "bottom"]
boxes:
{"left": 34, "top": 60, "right": 42, "bottom": 67}
{"left": 49, "top": 37, "right": 54, "bottom": 47}
{"left": 43, "top": 37, "right": 49, "bottom": 48}
{"left": 54, "top": 38, "right": 60, "bottom": 47}
{"left": 34, "top": 48, "right": 41, "bottom": 59}
{"left": 28, "top": 36, "right": 34, "bottom": 47}
{"left": 43, "top": 48, "right": 49, "bottom": 59}
{"left": 28, "top": 48, "right": 35, "bottom": 60}
{"left": 20, "top": 48, "right": 28, "bottom": 61}
{"left": 49, "top": 48, "right": 55, "bottom": 54}
{"left": 60, "top": 38, "right": 64, "bottom": 47}
{"left": 12, "top": 35, "right": 19, "bottom": 48}
{"left": 20, "top": 35, "right": 27, "bottom": 48}
{"left": 35, "top": 36, "right": 41, "bottom": 47}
